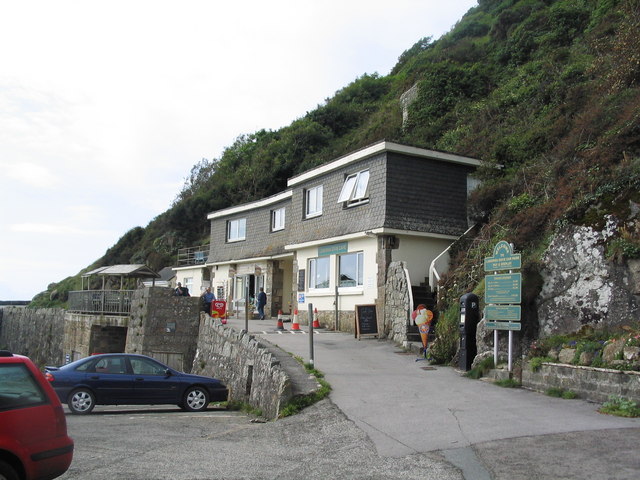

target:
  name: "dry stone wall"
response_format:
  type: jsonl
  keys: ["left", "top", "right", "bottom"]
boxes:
{"left": 191, "top": 315, "right": 292, "bottom": 419}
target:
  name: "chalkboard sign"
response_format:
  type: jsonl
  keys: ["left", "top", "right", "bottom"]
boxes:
{"left": 355, "top": 304, "right": 378, "bottom": 339}
{"left": 297, "top": 269, "right": 305, "bottom": 292}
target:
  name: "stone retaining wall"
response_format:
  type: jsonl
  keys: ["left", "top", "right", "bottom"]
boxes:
{"left": 0, "top": 307, "right": 65, "bottom": 367}
{"left": 385, "top": 262, "right": 411, "bottom": 345}
{"left": 522, "top": 361, "right": 640, "bottom": 404}
{"left": 190, "top": 314, "right": 292, "bottom": 419}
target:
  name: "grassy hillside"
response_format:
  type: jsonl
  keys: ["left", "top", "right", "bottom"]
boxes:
{"left": 33, "top": 0, "right": 640, "bottom": 328}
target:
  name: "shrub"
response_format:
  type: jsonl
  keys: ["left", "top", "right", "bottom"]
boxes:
{"left": 599, "top": 395, "right": 640, "bottom": 417}
{"left": 428, "top": 304, "right": 460, "bottom": 365}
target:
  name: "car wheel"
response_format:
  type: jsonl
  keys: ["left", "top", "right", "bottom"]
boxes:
{"left": 183, "top": 386, "right": 210, "bottom": 412}
{"left": 68, "top": 388, "right": 96, "bottom": 414}
{"left": 0, "top": 460, "right": 19, "bottom": 480}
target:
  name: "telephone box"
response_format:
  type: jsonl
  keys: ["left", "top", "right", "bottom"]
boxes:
{"left": 459, "top": 293, "right": 480, "bottom": 371}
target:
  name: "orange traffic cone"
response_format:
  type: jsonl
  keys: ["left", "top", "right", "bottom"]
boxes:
{"left": 277, "top": 310, "right": 285, "bottom": 330}
{"left": 291, "top": 309, "right": 300, "bottom": 331}
{"left": 312, "top": 307, "right": 320, "bottom": 328}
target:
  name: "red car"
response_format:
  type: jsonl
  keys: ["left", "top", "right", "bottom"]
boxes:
{"left": 0, "top": 351, "right": 74, "bottom": 480}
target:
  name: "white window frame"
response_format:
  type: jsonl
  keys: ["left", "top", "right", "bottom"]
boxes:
{"left": 308, "top": 256, "right": 330, "bottom": 290}
{"left": 183, "top": 277, "right": 193, "bottom": 293}
{"left": 337, "top": 170, "right": 370, "bottom": 205}
{"left": 305, "top": 185, "right": 323, "bottom": 218}
{"left": 338, "top": 251, "right": 364, "bottom": 289}
{"left": 227, "top": 218, "right": 246, "bottom": 242}
{"left": 271, "top": 207, "right": 285, "bottom": 232}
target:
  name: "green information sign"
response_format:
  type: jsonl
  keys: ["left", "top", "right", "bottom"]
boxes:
{"left": 485, "top": 304, "right": 521, "bottom": 321}
{"left": 486, "top": 321, "right": 522, "bottom": 331}
{"left": 485, "top": 273, "right": 522, "bottom": 304}
{"left": 318, "top": 242, "right": 348, "bottom": 257}
{"left": 484, "top": 240, "right": 521, "bottom": 272}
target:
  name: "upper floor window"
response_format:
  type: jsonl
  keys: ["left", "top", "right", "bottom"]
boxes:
{"left": 338, "top": 170, "right": 370, "bottom": 205}
{"left": 272, "top": 207, "right": 285, "bottom": 231}
{"left": 339, "top": 251, "right": 363, "bottom": 288}
{"left": 227, "top": 218, "right": 246, "bottom": 242}
{"left": 305, "top": 185, "right": 323, "bottom": 218}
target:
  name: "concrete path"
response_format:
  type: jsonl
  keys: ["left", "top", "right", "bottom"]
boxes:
{"left": 225, "top": 316, "right": 640, "bottom": 478}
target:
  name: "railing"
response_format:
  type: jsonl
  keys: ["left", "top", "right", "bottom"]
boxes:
{"left": 68, "top": 290, "right": 134, "bottom": 315}
{"left": 177, "top": 245, "right": 209, "bottom": 266}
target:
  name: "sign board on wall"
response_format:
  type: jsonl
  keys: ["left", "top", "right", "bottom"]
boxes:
{"left": 318, "top": 242, "right": 348, "bottom": 257}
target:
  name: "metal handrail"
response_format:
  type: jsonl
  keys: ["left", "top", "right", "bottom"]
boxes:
{"left": 177, "top": 245, "right": 209, "bottom": 266}
{"left": 68, "top": 290, "right": 134, "bottom": 315}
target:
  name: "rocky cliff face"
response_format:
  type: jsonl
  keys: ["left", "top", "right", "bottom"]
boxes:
{"left": 537, "top": 218, "right": 639, "bottom": 336}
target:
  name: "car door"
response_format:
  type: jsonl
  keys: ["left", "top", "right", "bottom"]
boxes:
{"left": 84, "top": 355, "right": 136, "bottom": 403}
{"left": 128, "top": 356, "right": 182, "bottom": 404}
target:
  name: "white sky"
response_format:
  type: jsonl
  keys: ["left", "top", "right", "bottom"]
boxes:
{"left": 0, "top": 0, "right": 477, "bottom": 300}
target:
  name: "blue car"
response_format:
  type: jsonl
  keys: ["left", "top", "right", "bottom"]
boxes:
{"left": 44, "top": 353, "right": 228, "bottom": 415}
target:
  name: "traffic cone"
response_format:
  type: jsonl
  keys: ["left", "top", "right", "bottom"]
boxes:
{"left": 277, "top": 310, "right": 285, "bottom": 330}
{"left": 312, "top": 308, "right": 320, "bottom": 328}
{"left": 291, "top": 310, "right": 300, "bottom": 331}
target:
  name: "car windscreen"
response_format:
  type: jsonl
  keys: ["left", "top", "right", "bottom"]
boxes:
{"left": 0, "top": 364, "right": 48, "bottom": 411}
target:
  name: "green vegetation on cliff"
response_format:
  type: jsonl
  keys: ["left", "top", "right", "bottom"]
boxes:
{"left": 35, "top": 0, "right": 640, "bottom": 337}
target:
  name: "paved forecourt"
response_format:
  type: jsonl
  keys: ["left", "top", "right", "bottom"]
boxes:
{"left": 224, "top": 315, "right": 640, "bottom": 458}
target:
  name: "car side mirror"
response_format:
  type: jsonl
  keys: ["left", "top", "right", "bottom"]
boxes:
{"left": 164, "top": 368, "right": 172, "bottom": 377}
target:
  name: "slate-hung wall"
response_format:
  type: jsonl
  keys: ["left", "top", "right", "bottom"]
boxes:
{"left": 385, "top": 153, "right": 474, "bottom": 236}
{"left": 288, "top": 154, "right": 387, "bottom": 245}
{"left": 207, "top": 192, "right": 292, "bottom": 263}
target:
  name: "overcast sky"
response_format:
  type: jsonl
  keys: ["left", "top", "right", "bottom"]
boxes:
{"left": 0, "top": 0, "right": 477, "bottom": 301}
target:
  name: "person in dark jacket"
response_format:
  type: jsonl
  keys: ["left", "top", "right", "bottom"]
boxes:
{"left": 256, "top": 287, "right": 267, "bottom": 320}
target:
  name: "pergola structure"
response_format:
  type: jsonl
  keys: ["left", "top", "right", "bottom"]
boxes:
{"left": 81, "top": 264, "right": 160, "bottom": 291}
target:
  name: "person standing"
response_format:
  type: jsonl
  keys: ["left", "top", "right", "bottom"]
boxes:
{"left": 201, "top": 287, "right": 215, "bottom": 314}
{"left": 256, "top": 287, "right": 267, "bottom": 320}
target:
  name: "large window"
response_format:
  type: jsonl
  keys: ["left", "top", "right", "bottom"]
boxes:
{"left": 305, "top": 185, "right": 323, "bottom": 218}
{"left": 308, "top": 257, "right": 330, "bottom": 289}
{"left": 337, "top": 170, "right": 370, "bottom": 205}
{"left": 339, "top": 252, "right": 363, "bottom": 287}
{"left": 227, "top": 218, "right": 246, "bottom": 242}
{"left": 271, "top": 207, "right": 285, "bottom": 231}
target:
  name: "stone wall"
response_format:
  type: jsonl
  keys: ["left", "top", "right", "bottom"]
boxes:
{"left": 0, "top": 307, "right": 65, "bottom": 367}
{"left": 522, "top": 361, "right": 640, "bottom": 404}
{"left": 385, "top": 262, "right": 411, "bottom": 346}
{"left": 191, "top": 315, "right": 291, "bottom": 419}
{"left": 128, "top": 287, "right": 201, "bottom": 372}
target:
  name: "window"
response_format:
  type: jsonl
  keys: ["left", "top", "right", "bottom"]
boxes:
{"left": 271, "top": 207, "right": 285, "bottom": 231}
{"left": 339, "top": 252, "right": 363, "bottom": 287}
{"left": 184, "top": 277, "right": 193, "bottom": 293}
{"left": 338, "top": 170, "right": 370, "bottom": 204}
{"left": 227, "top": 218, "right": 246, "bottom": 242}
{"left": 0, "top": 364, "right": 47, "bottom": 410}
{"left": 130, "top": 357, "right": 167, "bottom": 376}
{"left": 308, "top": 257, "right": 330, "bottom": 289}
{"left": 305, "top": 185, "right": 323, "bottom": 218}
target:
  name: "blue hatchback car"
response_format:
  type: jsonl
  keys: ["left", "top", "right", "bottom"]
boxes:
{"left": 45, "top": 353, "right": 228, "bottom": 414}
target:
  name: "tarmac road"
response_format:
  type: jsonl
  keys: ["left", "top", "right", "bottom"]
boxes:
{"left": 228, "top": 316, "right": 640, "bottom": 479}
{"left": 60, "top": 316, "right": 640, "bottom": 479}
